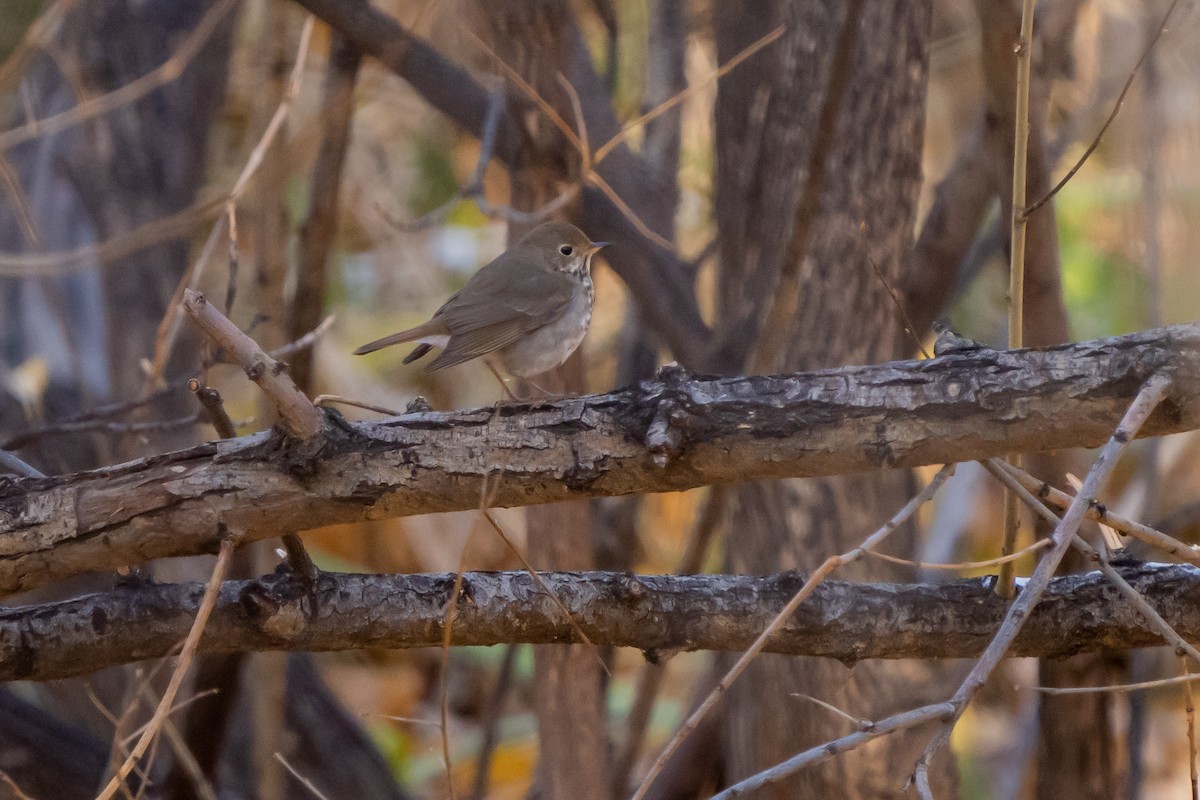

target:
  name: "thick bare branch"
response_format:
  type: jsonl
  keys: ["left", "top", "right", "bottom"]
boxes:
{"left": 1, "top": 323, "right": 1199, "bottom": 596}
{"left": 3, "top": 563, "right": 1199, "bottom": 682}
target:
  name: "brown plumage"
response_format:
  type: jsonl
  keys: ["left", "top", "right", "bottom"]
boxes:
{"left": 354, "top": 221, "right": 607, "bottom": 379}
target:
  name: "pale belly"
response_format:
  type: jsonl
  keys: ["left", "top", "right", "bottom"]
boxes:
{"left": 498, "top": 287, "right": 592, "bottom": 378}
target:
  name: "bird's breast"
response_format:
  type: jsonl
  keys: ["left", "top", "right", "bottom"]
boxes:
{"left": 499, "top": 277, "right": 593, "bottom": 378}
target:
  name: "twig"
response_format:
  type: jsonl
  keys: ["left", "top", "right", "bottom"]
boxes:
{"left": 994, "top": 459, "right": 1200, "bottom": 567}
{"left": 710, "top": 703, "right": 957, "bottom": 799}
{"left": 0, "top": 771, "right": 36, "bottom": 800}
{"left": 867, "top": 537, "right": 1050, "bottom": 571}
{"left": 912, "top": 373, "right": 1173, "bottom": 789}
{"left": 1095, "top": 545, "right": 1200, "bottom": 665}
{"left": 1026, "top": 674, "right": 1200, "bottom": 696}
{"left": 0, "top": 151, "right": 44, "bottom": 249}
{"left": 438, "top": 554, "right": 467, "bottom": 800}
{"left": 632, "top": 464, "right": 955, "bottom": 800}
{"left": 480, "top": 510, "right": 609, "bottom": 674}
{"left": 0, "top": 0, "right": 75, "bottom": 91}
{"left": 134, "top": 684, "right": 220, "bottom": 800}
{"left": 1185, "top": 657, "right": 1199, "bottom": 800}
{"left": 0, "top": 448, "right": 44, "bottom": 478}
{"left": 0, "top": 195, "right": 225, "bottom": 278}
{"left": 182, "top": 290, "right": 323, "bottom": 440}
{"left": 94, "top": 533, "right": 240, "bottom": 800}
{"left": 0, "top": 0, "right": 237, "bottom": 154}
{"left": 188, "top": 379, "right": 237, "bottom": 439}
{"left": 1021, "top": 0, "right": 1183, "bottom": 219}
{"left": 591, "top": 26, "right": 783, "bottom": 165}
{"left": 141, "top": 15, "right": 315, "bottom": 393}
{"left": 274, "top": 753, "right": 332, "bottom": 800}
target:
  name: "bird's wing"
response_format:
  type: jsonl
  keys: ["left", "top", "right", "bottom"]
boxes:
{"left": 425, "top": 319, "right": 533, "bottom": 370}
{"left": 424, "top": 267, "right": 576, "bottom": 371}
{"left": 435, "top": 260, "right": 577, "bottom": 333}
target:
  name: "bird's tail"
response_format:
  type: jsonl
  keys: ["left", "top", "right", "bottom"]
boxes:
{"left": 353, "top": 319, "right": 444, "bottom": 356}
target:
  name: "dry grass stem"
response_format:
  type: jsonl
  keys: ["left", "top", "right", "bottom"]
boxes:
{"left": 867, "top": 537, "right": 1050, "bottom": 571}
{"left": 94, "top": 534, "right": 240, "bottom": 800}
{"left": 1025, "top": 673, "right": 1200, "bottom": 696}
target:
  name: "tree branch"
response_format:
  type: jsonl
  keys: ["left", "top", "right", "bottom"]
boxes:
{"left": 3, "top": 563, "right": 1199, "bottom": 682}
{"left": 1, "top": 323, "right": 1198, "bottom": 596}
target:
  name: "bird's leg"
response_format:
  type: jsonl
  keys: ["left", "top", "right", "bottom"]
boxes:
{"left": 523, "top": 377, "right": 566, "bottom": 402}
{"left": 485, "top": 360, "right": 522, "bottom": 403}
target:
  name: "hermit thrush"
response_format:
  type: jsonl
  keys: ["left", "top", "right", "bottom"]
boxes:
{"left": 354, "top": 221, "right": 608, "bottom": 381}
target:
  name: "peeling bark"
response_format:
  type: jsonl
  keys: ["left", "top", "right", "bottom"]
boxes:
{"left": 1, "top": 563, "right": 1196, "bottom": 682}
{"left": 2, "top": 323, "right": 1199, "bottom": 596}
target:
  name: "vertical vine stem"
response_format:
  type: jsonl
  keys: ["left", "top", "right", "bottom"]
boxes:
{"left": 997, "top": 0, "right": 1037, "bottom": 599}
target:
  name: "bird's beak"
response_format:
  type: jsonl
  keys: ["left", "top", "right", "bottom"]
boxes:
{"left": 589, "top": 241, "right": 611, "bottom": 255}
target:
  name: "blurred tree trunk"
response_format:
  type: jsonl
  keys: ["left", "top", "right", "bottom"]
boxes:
{"left": 0, "top": 0, "right": 236, "bottom": 795}
{"left": 472, "top": 3, "right": 610, "bottom": 799}
{"left": 713, "top": 2, "right": 960, "bottom": 796}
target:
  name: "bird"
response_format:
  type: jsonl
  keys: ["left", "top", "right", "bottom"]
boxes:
{"left": 354, "top": 221, "right": 608, "bottom": 387}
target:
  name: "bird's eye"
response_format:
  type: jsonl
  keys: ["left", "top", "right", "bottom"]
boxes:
{"left": 559, "top": 245, "right": 574, "bottom": 256}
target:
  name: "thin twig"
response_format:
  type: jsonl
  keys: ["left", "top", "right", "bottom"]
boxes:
{"left": 911, "top": 373, "right": 1173, "bottom": 788}
{"left": 480, "top": 510, "right": 609, "bottom": 674}
{"left": 1025, "top": 674, "right": 1200, "bottom": 696}
{"left": 1095, "top": 544, "right": 1200, "bottom": 665}
{"left": 1021, "top": 0, "right": 1183, "bottom": 219}
{"left": 0, "top": 0, "right": 75, "bottom": 91}
{"left": 867, "top": 537, "right": 1050, "bottom": 571}
{"left": 995, "top": 459, "right": 1200, "bottom": 567}
{"left": 0, "top": 0, "right": 237, "bottom": 153}
{"left": 0, "top": 771, "right": 36, "bottom": 800}
{"left": 141, "top": 15, "right": 315, "bottom": 393}
{"left": 591, "top": 25, "right": 784, "bottom": 165}
{"left": 632, "top": 465, "right": 955, "bottom": 800}
{"left": 711, "top": 703, "right": 957, "bottom": 799}
{"left": 94, "top": 533, "right": 241, "bottom": 800}
{"left": 0, "top": 448, "right": 44, "bottom": 478}
{"left": 274, "top": 753, "right": 332, "bottom": 800}
{"left": 1185, "top": 657, "right": 1199, "bottom": 800}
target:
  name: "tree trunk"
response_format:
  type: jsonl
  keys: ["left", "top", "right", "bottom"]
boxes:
{"left": 713, "top": 2, "right": 958, "bottom": 796}
{"left": 472, "top": 2, "right": 610, "bottom": 798}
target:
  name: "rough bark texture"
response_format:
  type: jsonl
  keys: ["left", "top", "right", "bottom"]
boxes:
{"left": 711, "top": 2, "right": 959, "bottom": 796}
{"left": 2, "top": 323, "right": 1199, "bottom": 597}
{"left": 3, "top": 563, "right": 1198, "bottom": 682}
